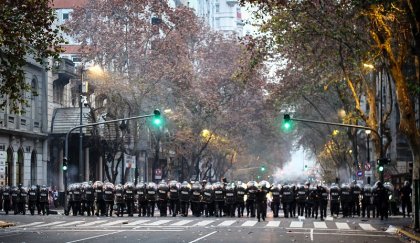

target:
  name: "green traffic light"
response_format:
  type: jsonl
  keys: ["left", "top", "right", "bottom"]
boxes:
{"left": 153, "top": 117, "right": 162, "bottom": 126}
{"left": 151, "top": 109, "right": 163, "bottom": 127}
{"left": 63, "top": 165, "right": 68, "bottom": 171}
{"left": 261, "top": 166, "right": 266, "bottom": 172}
{"left": 378, "top": 166, "right": 384, "bottom": 172}
{"left": 281, "top": 114, "right": 293, "bottom": 132}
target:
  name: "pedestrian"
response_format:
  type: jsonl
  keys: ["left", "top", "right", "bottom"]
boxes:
{"left": 400, "top": 181, "right": 412, "bottom": 218}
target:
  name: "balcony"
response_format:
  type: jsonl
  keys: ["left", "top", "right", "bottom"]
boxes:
{"left": 53, "top": 58, "right": 77, "bottom": 85}
{"left": 226, "top": 0, "right": 237, "bottom": 6}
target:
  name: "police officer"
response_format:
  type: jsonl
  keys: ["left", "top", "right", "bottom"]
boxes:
{"left": 202, "top": 182, "right": 214, "bottom": 217}
{"left": 39, "top": 185, "right": 49, "bottom": 215}
{"left": 168, "top": 180, "right": 179, "bottom": 217}
{"left": 246, "top": 181, "right": 257, "bottom": 218}
{"left": 309, "top": 186, "right": 319, "bottom": 219}
{"left": 236, "top": 181, "right": 246, "bottom": 217}
{"left": 281, "top": 184, "right": 293, "bottom": 218}
{"left": 270, "top": 183, "right": 280, "bottom": 217}
{"left": 28, "top": 185, "right": 38, "bottom": 215}
{"left": 384, "top": 182, "right": 394, "bottom": 218}
{"left": 361, "top": 184, "right": 373, "bottom": 218}
{"left": 179, "top": 181, "right": 190, "bottom": 217}
{"left": 290, "top": 184, "right": 297, "bottom": 217}
{"left": 375, "top": 181, "right": 389, "bottom": 220}
{"left": 329, "top": 183, "right": 340, "bottom": 217}
{"left": 225, "top": 182, "right": 236, "bottom": 217}
{"left": 2, "top": 186, "right": 11, "bottom": 214}
{"left": 72, "top": 183, "right": 82, "bottom": 216}
{"left": 255, "top": 181, "right": 270, "bottom": 222}
{"left": 19, "top": 185, "right": 27, "bottom": 215}
{"left": 103, "top": 182, "right": 115, "bottom": 217}
{"left": 400, "top": 181, "right": 412, "bottom": 218}
{"left": 83, "top": 182, "right": 95, "bottom": 216}
{"left": 296, "top": 184, "right": 307, "bottom": 217}
{"left": 124, "top": 182, "right": 135, "bottom": 217}
{"left": 11, "top": 186, "right": 20, "bottom": 214}
{"left": 93, "top": 181, "right": 105, "bottom": 216}
{"left": 213, "top": 182, "right": 225, "bottom": 217}
{"left": 191, "top": 181, "right": 202, "bottom": 217}
{"left": 318, "top": 185, "right": 328, "bottom": 220}
{"left": 340, "top": 183, "right": 352, "bottom": 218}
{"left": 146, "top": 182, "right": 157, "bottom": 217}
{"left": 157, "top": 181, "right": 169, "bottom": 217}
{"left": 351, "top": 182, "right": 362, "bottom": 217}
{"left": 136, "top": 182, "right": 147, "bottom": 217}
{"left": 115, "top": 184, "right": 125, "bottom": 217}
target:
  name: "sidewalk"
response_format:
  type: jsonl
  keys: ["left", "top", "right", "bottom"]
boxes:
{"left": 396, "top": 225, "right": 420, "bottom": 243}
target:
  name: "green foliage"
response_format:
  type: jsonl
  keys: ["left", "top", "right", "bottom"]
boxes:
{"left": 0, "top": 0, "right": 65, "bottom": 113}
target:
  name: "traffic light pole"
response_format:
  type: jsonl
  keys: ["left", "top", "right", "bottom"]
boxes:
{"left": 286, "top": 116, "right": 384, "bottom": 182}
{"left": 63, "top": 110, "right": 160, "bottom": 195}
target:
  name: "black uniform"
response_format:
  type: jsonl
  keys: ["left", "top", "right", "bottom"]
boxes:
{"left": 309, "top": 187, "right": 319, "bottom": 219}
{"left": 281, "top": 185, "right": 294, "bottom": 218}
{"left": 340, "top": 184, "right": 352, "bottom": 217}
{"left": 115, "top": 184, "right": 124, "bottom": 217}
{"left": 400, "top": 182, "right": 412, "bottom": 218}
{"left": 39, "top": 186, "right": 49, "bottom": 215}
{"left": 124, "top": 182, "right": 135, "bottom": 217}
{"left": 202, "top": 183, "right": 214, "bottom": 217}
{"left": 270, "top": 184, "right": 281, "bottom": 217}
{"left": 72, "top": 184, "right": 82, "bottom": 216}
{"left": 157, "top": 181, "right": 169, "bottom": 217}
{"left": 191, "top": 182, "right": 202, "bottom": 217}
{"left": 83, "top": 183, "right": 95, "bottom": 216}
{"left": 246, "top": 181, "right": 257, "bottom": 217}
{"left": 11, "top": 186, "right": 20, "bottom": 215}
{"left": 18, "top": 186, "right": 27, "bottom": 215}
{"left": 318, "top": 186, "right": 328, "bottom": 220}
{"left": 179, "top": 182, "right": 190, "bottom": 217}
{"left": 225, "top": 183, "right": 236, "bottom": 217}
{"left": 136, "top": 182, "right": 147, "bottom": 217}
{"left": 329, "top": 184, "right": 340, "bottom": 217}
{"left": 361, "top": 185, "right": 373, "bottom": 218}
{"left": 213, "top": 182, "right": 225, "bottom": 217}
{"left": 28, "top": 185, "right": 38, "bottom": 215}
{"left": 255, "top": 181, "right": 270, "bottom": 222}
{"left": 351, "top": 183, "right": 362, "bottom": 217}
{"left": 375, "top": 181, "right": 389, "bottom": 220}
{"left": 103, "top": 182, "right": 115, "bottom": 217}
{"left": 146, "top": 182, "right": 157, "bottom": 217}
{"left": 236, "top": 182, "right": 246, "bottom": 217}
{"left": 168, "top": 181, "right": 179, "bottom": 217}
{"left": 296, "top": 185, "right": 306, "bottom": 217}
{"left": 93, "top": 181, "right": 105, "bottom": 216}
{"left": 2, "top": 186, "right": 11, "bottom": 214}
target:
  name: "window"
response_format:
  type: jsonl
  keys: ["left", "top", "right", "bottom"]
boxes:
{"left": 63, "top": 13, "right": 69, "bottom": 20}
{"left": 72, "top": 56, "right": 82, "bottom": 63}
{"left": 216, "top": 4, "right": 219, "bottom": 13}
{"left": 53, "top": 80, "right": 64, "bottom": 104}
{"left": 31, "top": 77, "right": 39, "bottom": 121}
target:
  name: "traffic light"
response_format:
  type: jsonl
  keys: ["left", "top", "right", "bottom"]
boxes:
{"left": 282, "top": 114, "right": 293, "bottom": 132}
{"left": 304, "top": 165, "right": 308, "bottom": 171}
{"left": 260, "top": 165, "right": 266, "bottom": 172}
{"left": 63, "top": 158, "right": 68, "bottom": 171}
{"left": 152, "top": 109, "right": 163, "bottom": 127}
{"left": 377, "top": 158, "right": 390, "bottom": 172}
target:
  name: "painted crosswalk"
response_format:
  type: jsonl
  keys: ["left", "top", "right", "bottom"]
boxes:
{"left": 11, "top": 219, "right": 381, "bottom": 232}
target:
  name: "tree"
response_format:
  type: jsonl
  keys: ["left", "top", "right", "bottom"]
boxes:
{"left": 0, "top": 0, "right": 65, "bottom": 113}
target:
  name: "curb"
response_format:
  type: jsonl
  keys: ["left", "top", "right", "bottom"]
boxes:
{"left": 396, "top": 228, "right": 420, "bottom": 242}
{"left": 0, "top": 221, "right": 15, "bottom": 228}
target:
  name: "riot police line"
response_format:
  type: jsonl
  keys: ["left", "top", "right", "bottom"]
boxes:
{"left": 0, "top": 179, "right": 404, "bottom": 221}
{"left": 0, "top": 184, "right": 50, "bottom": 215}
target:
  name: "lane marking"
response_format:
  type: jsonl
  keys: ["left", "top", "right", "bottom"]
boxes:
{"left": 287, "top": 232, "right": 393, "bottom": 237}
{"left": 313, "top": 222, "right": 327, "bottom": 229}
{"left": 34, "top": 221, "right": 66, "bottom": 227}
{"left": 359, "top": 223, "right": 376, "bottom": 231}
{"left": 54, "top": 221, "right": 85, "bottom": 227}
{"left": 102, "top": 220, "right": 128, "bottom": 226}
{"left": 15, "top": 222, "right": 44, "bottom": 228}
{"left": 65, "top": 230, "right": 123, "bottom": 243}
{"left": 310, "top": 229, "right": 314, "bottom": 241}
{"left": 171, "top": 220, "right": 194, "bottom": 226}
{"left": 126, "top": 220, "right": 150, "bottom": 226}
{"left": 242, "top": 220, "right": 258, "bottom": 227}
{"left": 193, "top": 220, "right": 214, "bottom": 226}
{"left": 290, "top": 221, "right": 303, "bottom": 228}
{"left": 188, "top": 231, "right": 217, "bottom": 243}
{"left": 266, "top": 221, "right": 280, "bottom": 227}
{"left": 77, "top": 220, "right": 108, "bottom": 227}
{"left": 335, "top": 222, "right": 350, "bottom": 230}
{"left": 217, "top": 220, "right": 236, "bottom": 226}
{"left": 144, "top": 220, "right": 172, "bottom": 226}
{"left": 325, "top": 216, "right": 334, "bottom": 221}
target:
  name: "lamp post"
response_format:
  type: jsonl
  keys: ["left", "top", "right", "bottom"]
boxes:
{"left": 79, "top": 67, "right": 85, "bottom": 182}
{"left": 365, "top": 130, "right": 371, "bottom": 184}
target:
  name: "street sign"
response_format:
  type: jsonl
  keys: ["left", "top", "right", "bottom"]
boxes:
{"left": 364, "top": 163, "right": 371, "bottom": 171}
{"left": 365, "top": 170, "right": 372, "bottom": 176}
{"left": 357, "top": 170, "right": 363, "bottom": 177}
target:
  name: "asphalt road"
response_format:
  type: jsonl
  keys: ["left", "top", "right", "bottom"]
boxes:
{"left": 0, "top": 211, "right": 409, "bottom": 243}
